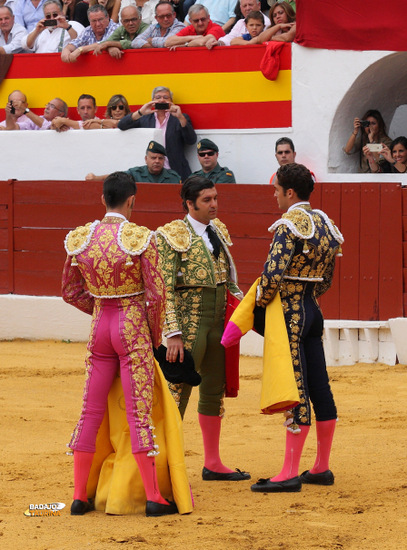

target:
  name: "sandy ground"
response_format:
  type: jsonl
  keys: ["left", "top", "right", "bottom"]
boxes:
{"left": 1, "top": 339, "right": 406, "bottom": 550}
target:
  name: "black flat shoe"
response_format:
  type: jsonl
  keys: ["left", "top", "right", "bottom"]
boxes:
{"left": 202, "top": 467, "right": 251, "bottom": 481}
{"left": 70, "top": 499, "right": 94, "bottom": 515}
{"left": 250, "top": 476, "right": 302, "bottom": 493}
{"left": 300, "top": 469, "right": 335, "bottom": 485}
{"left": 145, "top": 499, "right": 178, "bottom": 517}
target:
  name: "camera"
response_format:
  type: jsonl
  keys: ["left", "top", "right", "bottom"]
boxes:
{"left": 155, "top": 103, "right": 169, "bottom": 110}
{"left": 10, "top": 101, "right": 15, "bottom": 115}
{"left": 43, "top": 19, "right": 57, "bottom": 26}
{"left": 360, "top": 120, "right": 370, "bottom": 128}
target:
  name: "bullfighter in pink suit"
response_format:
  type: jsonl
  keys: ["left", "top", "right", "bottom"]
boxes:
{"left": 61, "top": 171, "right": 178, "bottom": 517}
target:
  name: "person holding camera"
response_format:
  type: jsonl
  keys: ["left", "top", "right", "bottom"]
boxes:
{"left": 0, "top": 89, "right": 30, "bottom": 130}
{"left": 21, "top": 0, "right": 83, "bottom": 52}
{"left": 364, "top": 136, "right": 407, "bottom": 174}
{"left": 343, "top": 109, "right": 392, "bottom": 173}
{"left": 118, "top": 86, "right": 196, "bottom": 181}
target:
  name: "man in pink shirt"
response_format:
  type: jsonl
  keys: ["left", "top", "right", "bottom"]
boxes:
{"left": 165, "top": 3, "right": 224, "bottom": 49}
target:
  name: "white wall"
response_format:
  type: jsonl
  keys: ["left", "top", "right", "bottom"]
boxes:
{"left": 3, "top": 45, "right": 406, "bottom": 184}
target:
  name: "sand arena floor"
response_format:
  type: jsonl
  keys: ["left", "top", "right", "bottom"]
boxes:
{"left": 1, "top": 340, "right": 406, "bottom": 550}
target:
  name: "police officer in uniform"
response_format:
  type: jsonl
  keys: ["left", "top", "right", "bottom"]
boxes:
{"left": 85, "top": 141, "right": 181, "bottom": 183}
{"left": 191, "top": 139, "right": 236, "bottom": 183}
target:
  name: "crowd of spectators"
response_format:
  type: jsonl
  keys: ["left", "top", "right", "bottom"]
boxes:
{"left": 0, "top": 0, "right": 296, "bottom": 54}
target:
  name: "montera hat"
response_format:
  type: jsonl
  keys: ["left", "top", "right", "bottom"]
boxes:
{"left": 197, "top": 138, "right": 219, "bottom": 153}
{"left": 153, "top": 345, "right": 201, "bottom": 386}
{"left": 147, "top": 140, "right": 167, "bottom": 156}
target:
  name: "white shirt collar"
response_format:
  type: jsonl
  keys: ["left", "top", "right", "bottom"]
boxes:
{"left": 105, "top": 212, "right": 127, "bottom": 221}
{"left": 187, "top": 213, "right": 211, "bottom": 236}
{"left": 287, "top": 201, "right": 310, "bottom": 212}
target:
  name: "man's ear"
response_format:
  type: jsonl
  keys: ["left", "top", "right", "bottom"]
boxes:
{"left": 101, "top": 194, "right": 106, "bottom": 207}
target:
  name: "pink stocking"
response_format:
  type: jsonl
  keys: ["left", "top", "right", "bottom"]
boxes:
{"left": 198, "top": 413, "right": 233, "bottom": 474}
{"left": 133, "top": 451, "right": 167, "bottom": 505}
{"left": 73, "top": 450, "right": 94, "bottom": 502}
{"left": 271, "top": 425, "right": 310, "bottom": 482}
{"left": 310, "top": 419, "right": 336, "bottom": 473}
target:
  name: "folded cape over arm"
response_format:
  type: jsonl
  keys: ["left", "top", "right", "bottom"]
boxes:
{"left": 221, "top": 277, "right": 300, "bottom": 415}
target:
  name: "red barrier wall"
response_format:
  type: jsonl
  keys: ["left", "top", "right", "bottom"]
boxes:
{"left": 0, "top": 180, "right": 404, "bottom": 321}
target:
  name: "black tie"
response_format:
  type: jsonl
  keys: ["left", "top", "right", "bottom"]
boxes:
{"left": 206, "top": 225, "right": 221, "bottom": 259}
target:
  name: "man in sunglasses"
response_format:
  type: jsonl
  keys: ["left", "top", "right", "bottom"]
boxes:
{"left": 22, "top": 0, "right": 83, "bottom": 53}
{"left": 191, "top": 139, "right": 236, "bottom": 183}
{"left": 92, "top": 6, "right": 148, "bottom": 58}
{"left": 165, "top": 3, "right": 224, "bottom": 49}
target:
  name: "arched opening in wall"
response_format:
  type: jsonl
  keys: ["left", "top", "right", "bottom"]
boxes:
{"left": 327, "top": 52, "right": 407, "bottom": 173}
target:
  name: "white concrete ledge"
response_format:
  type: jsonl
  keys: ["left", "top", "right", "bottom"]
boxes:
{"left": 0, "top": 295, "right": 401, "bottom": 366}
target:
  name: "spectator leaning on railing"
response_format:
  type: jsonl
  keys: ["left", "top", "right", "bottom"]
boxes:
{"left": 218, "top": 0, "right": 270, "bottom": 46}
{"left": 51, "top": 93, "right": 98, "bottom": 131}
{"left": 0, "top": 5, "right": 27, "bottom": 53}
{"left": 60, "top": 4, "right": 118, "bottom": 62}
{"left": 184, "top": 0, "right": 237, "bottom": 33}
{"left": 165, "top": 3, "right": 224, "bottom": 50}
{"left": 130, "top": 0, "right": 184, "bottom": 50}
{"left": 91, "top": 5, "right": 147, "bottom": 57}
{"left": 21, "top": 0, "right": 83, "bottom": 52}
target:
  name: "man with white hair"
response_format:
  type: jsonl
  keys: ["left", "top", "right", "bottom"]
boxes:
{"left": 0, "top": 5, "right": 26, "bottom": 53}
{"left": 165, "top": 3, "right": 224, "bottom": 49}
{"left": 218, "top": 0, "right": 270, "bottom": 46}
{"left": 21, "top": 0, "right": 83, "bottom": 53}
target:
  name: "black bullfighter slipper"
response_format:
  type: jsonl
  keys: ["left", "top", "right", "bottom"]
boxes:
{"left": 145, "top": 499, "right": 178, "bottom": 517}
{"left": 70, "top": 499, "right": 94, "bottom": 515}
{"left": 202, "top": 467, "right": 251, "bottom": 481}
{"left": 250, "top": 476, "right": 302, "bottom": 493}
{"left": 300, "top": 469, "right": 335, "bottom": 485}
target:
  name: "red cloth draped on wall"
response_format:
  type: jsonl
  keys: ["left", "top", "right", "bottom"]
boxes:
{"left": 295, "top": 0, "right": 407, "bottom": 52}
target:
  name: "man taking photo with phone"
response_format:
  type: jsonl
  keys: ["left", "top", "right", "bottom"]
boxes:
{"left": 118, "top": 86, "right": 196, "bottom": 182}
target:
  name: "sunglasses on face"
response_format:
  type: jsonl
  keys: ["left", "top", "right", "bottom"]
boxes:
{"left": 198, "top": 151, "right": 216, "bottom": 157}
{"left": 111, "top": 105, "right": 125, "bottom": 111}
{"left": 45, "top": 13, "right": 59, "bottom": 18}
{"left": 191, "top": 17, "right": 207, "bottom": 23}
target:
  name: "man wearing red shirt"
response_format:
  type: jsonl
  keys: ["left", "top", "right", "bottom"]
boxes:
{"left": 165, "top": 3, "right": 224, "bottom": 49}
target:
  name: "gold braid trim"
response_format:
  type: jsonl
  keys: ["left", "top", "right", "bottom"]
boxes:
{"left": 118, "top": 223, "right": 153, "bottom": 256}
{"left": 212, "top": 218, "right": 233, "bottom": 246}
{"left": 64, "top": 221, "right": 99, "bottom": 256}
{"left": 156, "top": 220, "right": 192, "bottom": 252}
{"left": 269, "top": 208, "right": 314, "bottom": 239}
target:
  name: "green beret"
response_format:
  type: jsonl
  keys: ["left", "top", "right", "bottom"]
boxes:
{"left": 197, "top": 138, "right": 219, "bottom": 153}
{"left": 147, "top": 140, "right": 166, "bottom": 156}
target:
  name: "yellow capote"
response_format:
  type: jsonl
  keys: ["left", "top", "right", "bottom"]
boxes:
{"left": 225, "top": 277, "right": 300, "bottom": 415}
{"left": 86, "top": 361, "right": 193, "bottom": 515}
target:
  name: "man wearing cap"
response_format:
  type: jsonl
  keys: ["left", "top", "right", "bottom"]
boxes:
{"left": 191, "top": 139, "right": 236, "bottom": 183}
{"left": 86, "top": 141, "right": 181, "bottom": 183}
{"left": 155, "top": 175, "right": 250, "bottom": 482}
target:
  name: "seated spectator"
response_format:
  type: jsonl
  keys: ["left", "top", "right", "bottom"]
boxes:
{"left": 218, "top": 0, "right": 270, "bottom": 46}
{"left": 0, "top": 5, "right": 27, "bottom": 53}
{"left": 191, "top": 138, "right": 236, "bottom": 183}
{"left": 22, "top": 0, "right": 83, "bottom": 52}
{"left": 17, "top": 97, "right": 68, "bottom": 129}
{"left": 131, "top": 0, "right": 184, "bottom": 49}
{"left": 51, "top": 93, "right": 98, "bottom": 130}
{"left": 267, "top": 0, "right": 295, "bottom": 12}
{"left": 60, "top": 4, "right": 118, "bottom": 62}
{"left": 184, "top": 0, "right": 236, "bottom": 32}
{"left": 86, "top": 140, "right": 181, "bottom": 183}
{"left": 165, "top": 3, "right": 224, "bottom": 50}
{"left": 250, "top": 0, "right": 295, "bottom": 43}
{"left": 92, "top": 5, "right": 147, "bottom": 56}
{"left": 344, "top": 109, "right": 392, "bottom": 173}
{"left": 230, "top": 10, "right": 264, "bottom": 45}
{"left": 118, "top": 86, "right": 196, "bottom": 181}
{"left": 0, "top": 89, "right": 29, "bottom": 130}
{"left": 81, "top": 93, "right": 130, "bottom": 128}
{"left": 13, "top": 0, "right": 46, "bottom": 32}
{"left": 364, "top": 136, "right": 407, "bottom": 174}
